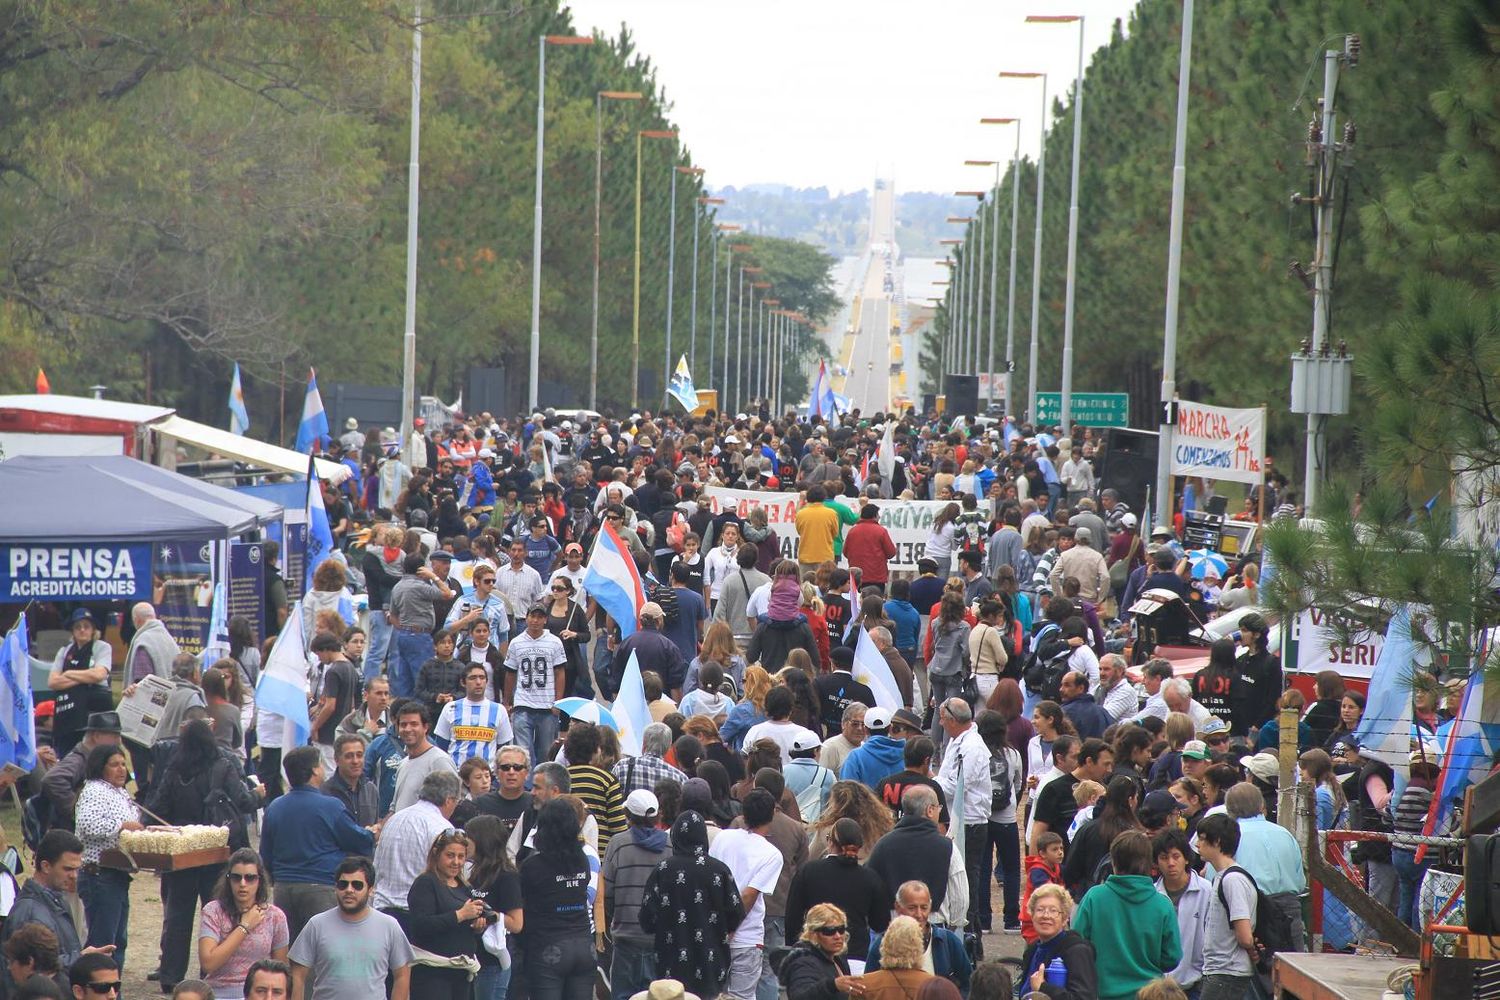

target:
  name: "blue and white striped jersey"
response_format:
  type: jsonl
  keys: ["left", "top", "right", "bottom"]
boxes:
{"left": 435, "top": 697, "right": 514, "bottom": 766}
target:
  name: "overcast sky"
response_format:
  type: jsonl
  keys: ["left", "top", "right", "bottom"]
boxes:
{"left": 565, "top": 0, "right": 1142, "bottom": 196}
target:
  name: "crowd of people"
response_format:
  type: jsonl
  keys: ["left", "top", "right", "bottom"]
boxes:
{"left": 0, "top": 404, "right": 1442, "bottom": 1000}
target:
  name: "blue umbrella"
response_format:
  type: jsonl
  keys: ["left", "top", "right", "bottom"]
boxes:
{"left": 1188, "top": 549, "right": 1229, "bottom": 580}
{"left": 554, "top": 697, "right": 620, "bottom": 730}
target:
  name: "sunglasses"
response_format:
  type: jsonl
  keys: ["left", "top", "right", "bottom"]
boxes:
{"left": 497, "top": 763, "right": 527, "bottom": 772}
{"left": 815, "top": 926, "right": 849, "bottom": 936}
{"left": 476, "top": 578, "right": 494, "bottom": 585}
{"left": 551, "top": 586, "right": 569, "bottom": 592}
{"left": 228, "top": 872, "right": 261, "bottom": 884}
{"left": 1208, "top": 735, "right": 1230, "bottom": 745}
{"left": 335, "top": 879, "right": 367, "bottom": 891}
{"left": 83, "top": 984, "right": 122, "bottom": 995}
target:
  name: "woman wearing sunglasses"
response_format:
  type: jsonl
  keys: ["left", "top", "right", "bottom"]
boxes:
{"left": 542, "top": 577, "right": 591, "bottom": 698}
{"left": 197, "top": 850, "right": 288, "bottom": 1000}
{"left": 779, "top": 902, "right": 865, "bottom": 1000}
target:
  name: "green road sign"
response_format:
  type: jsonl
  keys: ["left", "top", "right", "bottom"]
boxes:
{"left": 1035, "top": 392, "right": 1130, "bottom": 427}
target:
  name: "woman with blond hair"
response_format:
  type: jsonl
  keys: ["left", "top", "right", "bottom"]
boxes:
{"left": 687, "top": 620, "right": 747, "bottom": 695}
{"left": 800, "top": 582, "right": 832, "bottom": 669}
{"left": 808, "top": 781, "right": 893, "bottom": 862}
{"left": 779, "top": 903, "right": 862, "bottom": 1000}
{"left": 720, "top": 663, "right": 772, "bottom": 752}
{"left": 859, "top": 916, "right": 934, "bottom": 1000}
{"left": 1147, "top": 711, "right": 1198, "bottom": 790}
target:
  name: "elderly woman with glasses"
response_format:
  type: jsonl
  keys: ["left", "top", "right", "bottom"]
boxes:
{"left": 1019, "top": 883, "right": 1097, "bottom": 1000}
{"left": 779, "top": 902, "right": 866, "bottom": 1000}
{"left": 197, "top": 849, "right": 289, "bottom": 1000}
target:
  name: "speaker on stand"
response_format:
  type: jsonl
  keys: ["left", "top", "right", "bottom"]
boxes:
{"left": 944, "top": 374, "right": 979, "bottom": 417}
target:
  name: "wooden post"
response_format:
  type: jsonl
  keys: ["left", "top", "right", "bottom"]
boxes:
{"left": 1277, "top": 705, "right": 1298, "bottom": 835}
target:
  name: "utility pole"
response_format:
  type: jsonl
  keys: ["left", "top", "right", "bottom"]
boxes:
{"left": 1290, "top": 35, "right": 1358, "bottom": 513}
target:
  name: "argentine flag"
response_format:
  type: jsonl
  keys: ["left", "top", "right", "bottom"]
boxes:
{"left": 256, "top": 603, "right": 312, "bottom": 751}
{"left": 850, "top": 626, "right": 903, "bottom": 711}
{"left": 613, "top": 652, "right": 651, "bottom": 758}
{"left": 0, "top": 620, "right": 37, "bottom": 771}
{"left": 228, "top": 363, "right": 250, "bottom": 436}
{"left": 304, "top": 454, "right": 336, "bottom": 595}
{"left": 583, "top": 522, "right": 646, "bottom": 639}
{"left": 809, "top": 360, "right": 837, "bottom": 418}
{"left": 294, "top": 368, "right": 329, "bottom": 454}
{"left": 668, "top": 355, "right": 700, "bottom": 412}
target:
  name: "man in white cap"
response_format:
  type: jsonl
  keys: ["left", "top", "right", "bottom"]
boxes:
{"left": 603, "top": 789, "right": 671, "bottom": 1000}
{"left": 839, "top": 708, "right": 907, "bottom": 789}
{"left": 782, "top": 731, "right": 836, "bottom": 821}
{"left": 1049, "top": 526, "right": 1110, "bottom": 605}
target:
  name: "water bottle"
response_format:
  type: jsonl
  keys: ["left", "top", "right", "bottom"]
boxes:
{"left": 1044, "top": 957, "right": 1068, "bottom": 987}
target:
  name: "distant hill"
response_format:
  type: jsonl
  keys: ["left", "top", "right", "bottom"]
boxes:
{"left": 713, "top": 184, "right": 969, "bottom": 258}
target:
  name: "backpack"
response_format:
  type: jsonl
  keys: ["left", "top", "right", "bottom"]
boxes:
{"left": 1023, "top": 625, "right": 1070, "bottom": 700}
{"left": 1021, "top": 621, "right": 1061, "bottom": 692}
{"left": 988, "top": 749, "right": 1014, "bottom": 813}
{"left": 1216, "top": 865, "right": 1293, "bottom": 976}
{"left": 646, "top": 577, "right": 681, "bottom": 626}
{"left": 21, "top": 795, "right": 51, "bottom": 853}
{"left": 665, "top": 511, "right": 689, "bottom": 553}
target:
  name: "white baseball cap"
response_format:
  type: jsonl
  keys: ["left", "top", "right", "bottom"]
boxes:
{"left": 790, "top": 732, "right": 823, "bottom": 751}
{"left": 625, "top": 789, "right": 659, "bottom": 817}
{"left": 864, "top": 707, "right": 892, "bottom": 732}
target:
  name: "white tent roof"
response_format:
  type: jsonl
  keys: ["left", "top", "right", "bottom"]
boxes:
{"left": 152, "top": 415, "right": 351, "bottom": 483}
{"left": 0, "top": 394, "right": 174, "bottom": 423}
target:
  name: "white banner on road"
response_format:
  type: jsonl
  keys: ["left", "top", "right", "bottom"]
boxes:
{"left": 1170, "top": 400, "right": 1266, "bottom": 486}
{"left": 1292, "top": 607, "right": 1385, "bottom": 679}
{"left": 701, "top": 487, "right": 988, "bottom": 573}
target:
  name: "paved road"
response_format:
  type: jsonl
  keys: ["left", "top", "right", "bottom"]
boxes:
{"left": 834, "top": 180, "right": 904, "bottom": 413}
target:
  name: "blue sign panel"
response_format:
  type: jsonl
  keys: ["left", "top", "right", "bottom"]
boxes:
{"left": 0, "top": 544, "right": 152, "bottom": 602}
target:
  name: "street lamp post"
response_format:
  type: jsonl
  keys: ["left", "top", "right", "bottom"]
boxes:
{"left": 937, "top": 242, "right": 961, "bottom": 376}
{"left": 1000, "top": 71, "right": 1049, "bottom": 423}
{"left": 979, "top": 117, "right": 1023, "bottom": 416}
{"left": 763, "top": 298, "right": 781, "bottom": 404}
{"left": 1026, "top": 15, "right": 1085, "bottom": 436}
{"left": 1155, "top": 0, "right": 1195, "bottom": 529}
{"left": 750, "top": 279, "right": 771, "bottom": 411}
{"left": 726, "top": 242, "right": 750, "bottom": 405}
{"left": 665, "top": 164, "right": 704, "bottom": 391}
{"left": 695, "top": 196, "right": 725, "bottom": 371}
{"left": 943, "top": 224, "right": 971, "bottom": 376}
{"left": 400, "top": 0, "right": 422, "bottom": 467}
{"left": 592, "top": 89, "right": 644, "bottom": 411}
{"left": 530, "top": 33, "right": 594, "bottom": 412}
{"left": 632, "top": 128, "right": 678, "bottom": 409}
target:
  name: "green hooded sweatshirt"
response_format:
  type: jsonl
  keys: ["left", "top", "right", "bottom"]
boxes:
{"left": 1071, "top": 873, "right": 1183, "bottom": 1000}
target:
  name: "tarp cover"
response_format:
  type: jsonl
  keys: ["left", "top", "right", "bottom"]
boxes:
{"left": 0, "top": 455, "right": 259, "bottom": 543}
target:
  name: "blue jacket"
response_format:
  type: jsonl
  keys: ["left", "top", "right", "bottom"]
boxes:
{"left": 720, "top": 701, "right": 766, "bottom": 753}
{"left": 841, "top": 734, "right": 906, "bottom": 789}
{"left": 260, "top": 785, "right": 375, "bottom": 885}
{"left": 467, "top": 462, "right": 496, "bottom": 507}
{"left": 883, "top": 599, "right": 921, "bottom": 651}
{"left": 1061, "top": 693, "right": 1112, "bottom": 741}
{"left": 364, "top": 729, "right": 405, "bottom": 816}
{"left": 869, "top": 925, "right": 972, "bottom": 996}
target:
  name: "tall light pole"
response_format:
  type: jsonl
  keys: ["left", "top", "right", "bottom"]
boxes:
{"left": 694, "top": 196, "right": 725, "bottom": 370}
{"left": 591, "top": 89, "right": 643, "bottom": 411}
{"left": 1155, "top": 0, "right": 1195, "bottom": 529}
{"left": 737, "top": 265, "right": 763, "bottom": 412}
{"left": 750, "top": 279, "right": 771, "bottom": 411}
{"left": 632, "top": 128, "right": 678, "bottom": 409}
{"left": 942, "top": 227, "right": 969, "bottom": 374}
{"left": 529, "top": 33, "right": 594, "bottom": 412}
{"left": 937, "top": 243, "right": 960, "bottom": 376}
{"left": 726, "top": 242, "right": 750, "bottom": 405}
{"left": 979, "top": 117, "right": 1023, "bottom": 416}
{"left": 1026, "top": 14, "right": 1085, "bottom": 436}
{"left": 956, "top": 192, "right": 988, "bottom": 382}
{"left": 763, "top": 298, "right": 781, "bottom": 404}
{"left": 1000, "top": 70, "right": 1049, "bottom": 423}
{"left": 400, "top": 0, "right": 422, "bottom": 467}
{"left": 965, "top": 164, "right": 1000, "bottom": 406}
{"left": 665, "top": 164, "right": 703, "bottom": 390}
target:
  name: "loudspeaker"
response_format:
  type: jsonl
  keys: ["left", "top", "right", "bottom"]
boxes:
{"left": 1206, "top": 494, "right": 1229, "bottom": 516}
{"left": 1096, "top": 427, "right": 1160, "bottom": 516}
{"left": 944, "top": 374, "right": 979, "bottom": 417}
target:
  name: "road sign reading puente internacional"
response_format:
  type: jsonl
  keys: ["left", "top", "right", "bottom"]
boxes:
{"left": 1034, "top": 392, "right": 1129, "bottom": 427}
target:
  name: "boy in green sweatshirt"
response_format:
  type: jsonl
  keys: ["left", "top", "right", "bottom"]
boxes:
{"left": 1071, "top": 829, "right": 1182, "bottom": 1000}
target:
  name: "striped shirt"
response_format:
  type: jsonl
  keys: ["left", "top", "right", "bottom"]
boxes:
{"left": 435, "top": 697, "right": 514, "bottom": 766}
{"left": 568, "top": 763, "right": 627, "bottom": 853}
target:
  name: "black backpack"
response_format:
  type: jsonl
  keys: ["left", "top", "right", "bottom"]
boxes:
{"left": 1216, "top": 865, "right": 1293, "bottom": 975}
{"left": 21, "top": 795, "right": 51, "bottom": 853}
{"left": 1022, "top": 621, "right": 1062, "bottom": 694}
{"left": 645, "top": 577, "right": 681, "bottom": 626}
{"left": 988, "top": 749, "right": 1014, "bottom": 813}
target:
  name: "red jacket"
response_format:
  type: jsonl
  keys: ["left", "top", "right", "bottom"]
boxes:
{"left": 842, "top": 519, "right": 897, "bottom": 585}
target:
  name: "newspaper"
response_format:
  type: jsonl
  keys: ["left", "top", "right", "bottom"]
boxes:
{"left": 117, "top": 674, "right": 176, "bottom": 747}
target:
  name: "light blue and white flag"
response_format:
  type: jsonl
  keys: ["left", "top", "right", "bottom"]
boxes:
{"left": 304, "top": 454, "right": 335, "bottom": 596}
{"left": 256, "top": 602, "right": 312, "bottom": 751}
{"left": 667, "top": 355, "right": 699, "bottom": 412}
{"left": 612, "top": 651, "right": 651, "bottom": 758}
{"left": 809, "top": 360, "right": 837, "bottom": 418}
{"left": 1353, "top": 605, "right": 1420, "bottom": 770}
{"left": 294, "top": 368, "right": 329, "bottom": 454}
{"left": 851, "top": 627, "right": 903, "bottom": 711}
{"left": 0, "top": 620, "right": 37, "bottom": 771}
{"left": 228, "top": 363, "right": 250, "bottom": 436}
